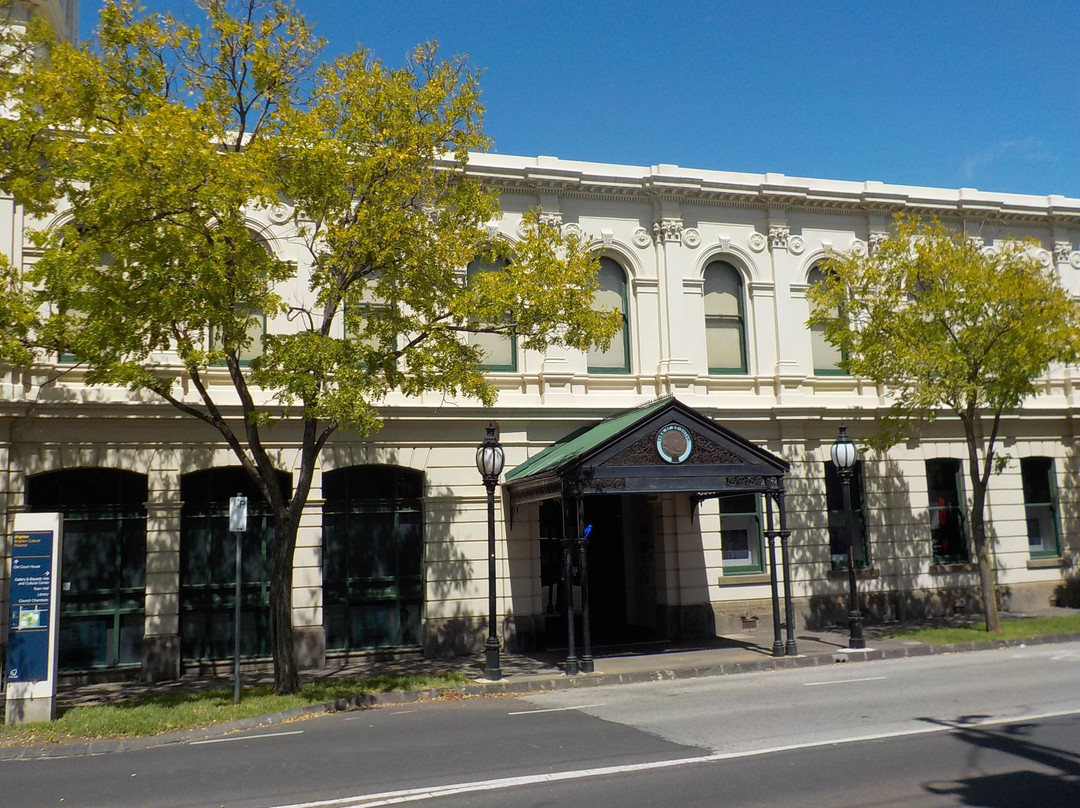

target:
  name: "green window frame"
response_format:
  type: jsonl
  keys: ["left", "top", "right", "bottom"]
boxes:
{"left": 704, "top": 260, "right": 748, "bottom": 374}
{"left": 179, "top": 468, "right": 287, "bottom": 661}
{"left": 588, "top": 256, "right": 631, "bottom": 373}
{"left": 27, "top": 469, "right": 147, "bottom": 670}
{"left": 1020, "top": 457, "right": 1062, "bottom": 558}
{"left": 466, "top": 257, "right": 517, "bottom": 372}
{"left": 808, "top": 266, "right": 847, "bottom": 376}
{"left": 322, "top": 466, "right": 424, "bottom": 652}
{"left": 719, "top": 493, "right": 764, "bottom": 574}
{"left": 209, "top": 310, "right": 266, "bottom": 368}
{"left": 824, "top": 460, "right": 870, "bottom": 569}
{"left": 927, "top": 458, "right": 969, "bottom": 563}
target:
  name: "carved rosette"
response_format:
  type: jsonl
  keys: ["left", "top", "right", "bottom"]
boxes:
{"left": 683, "top": 228, "right": 701, "bottom": 248}
{"left": 768, "top": 225, "right": 790, "bottom": 251}
{"left": 787, "top": 235, "right": 805, "bottom": 254}
{"left": 849, "top": 239, "right": 867, "bottom": 257}
{"left": 632, "top": 227, "right": 653, "bottom": 248}
{"left": 748, "top": 232, "right": 767, "bottom": 253}
{"left": 561, "top": 222, "right": 583, "bottom": 240}
{"left": 267, "top": 204, "right": 291, "bottom": 225}
{"left": 653, "top": 219, "right": 684, "bottom": 244}
{"left": 1037, "top": 249, "right": 1053, "bottom": 267}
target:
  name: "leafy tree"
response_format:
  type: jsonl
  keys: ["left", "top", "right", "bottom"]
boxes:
{"left": 9, "top": 0, "right": 618, "bottom": 693}
{"left": 809, "top": 216, "right": 1080, "bottom": 633}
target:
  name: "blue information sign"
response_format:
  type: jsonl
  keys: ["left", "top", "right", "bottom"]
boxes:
{"left": 6, "top": 530, "right": 55, "bottom": 683}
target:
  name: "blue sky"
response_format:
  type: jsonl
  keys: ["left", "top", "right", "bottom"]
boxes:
{"left": 79, "top": 1, "right": 1080, "bottom": 198}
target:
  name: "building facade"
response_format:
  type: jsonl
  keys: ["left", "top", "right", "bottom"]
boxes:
{"left": 2, "top": 149, "right": 1079, "bottom": 681}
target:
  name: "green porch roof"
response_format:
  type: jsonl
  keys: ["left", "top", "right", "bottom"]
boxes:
{"left": 504, "top": 396, "right": 674, "bottom": 482}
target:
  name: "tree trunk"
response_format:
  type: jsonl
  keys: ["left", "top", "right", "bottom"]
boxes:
{"left": 969, "top": 480, "right": 1002, "bottom": 634}
{"left": 269, "top": 511, "right": 301, "bottom": 694}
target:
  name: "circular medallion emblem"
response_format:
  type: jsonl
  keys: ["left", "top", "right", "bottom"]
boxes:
{"left": 656, "top": 424, "right": 693, "bottom": 464}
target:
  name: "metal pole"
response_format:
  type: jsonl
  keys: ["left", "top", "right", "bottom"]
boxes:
{"left": 778, "top": 488, "right": 798, "bottom": 656}
{"left": 234, "top": 529, "right": 241, "bottom": 704}
{"left": 483, "top": 479, "right": 502, "bottom": 680}
{"left": 840, "top": 468, "right": 866, "bottom": 649}
{"left": 563, "top": 533, "right": 578, "bottom": 676}
{"left": 765, "top": 488, "right": 784, "bottom": 657}
{"left": 577, "top": 500, "right": 593, "bottom": 674}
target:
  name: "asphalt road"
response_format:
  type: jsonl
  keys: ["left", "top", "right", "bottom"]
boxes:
{"left": 2, "top": 642, "right": 1079, "bottom": 808}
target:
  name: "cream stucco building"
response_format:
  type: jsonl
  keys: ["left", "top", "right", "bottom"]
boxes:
{"left": 2, "top": 1, "right": 1078, "bottom": 682}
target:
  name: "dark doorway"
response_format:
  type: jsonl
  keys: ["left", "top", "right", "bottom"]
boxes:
{"left": 542, "top": 494, "right": 661, "bottom": 650}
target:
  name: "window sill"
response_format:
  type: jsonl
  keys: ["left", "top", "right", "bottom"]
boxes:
{"left": 827, "top": 567, "right": 879, "bottom": 580}
{"left": 929, "top": 562, "right": 977, "bottom": 574}
{"left": 1026, "top": 556, "right": 1069, "bottom": 570}
{"left": 717, "top": 572, "right": 770, "bottom": 587}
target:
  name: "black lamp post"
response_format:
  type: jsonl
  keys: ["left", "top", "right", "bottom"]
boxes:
{"left": 476, "top": 422, "right": 505, "bottom": 680}
{"left": 831, "top": 424, "right": 865, "bottom": 649}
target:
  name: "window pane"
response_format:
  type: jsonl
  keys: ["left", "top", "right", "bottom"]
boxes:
{"left": 927, "top": 459, "right": 967, "bottom": 561}
{"left": 718, "top": 494, "right": 762, "bottom": 571}
{"left": 1021, "top": 457, "right": 1060, "bottom": 556}
{"left": 467, "top": 258, "right": 516, "bottom": 370}
{"left": 706, "top": 320, "right": 744, "bottom": 371}
{"left": 809, "top": 268, "right": 844, "bottom": 374}
{"left": 588, "top": 257, "right": 629, "bottom": 371}
{"left": 704, "top": 262, "right": 742, "bottom": 316}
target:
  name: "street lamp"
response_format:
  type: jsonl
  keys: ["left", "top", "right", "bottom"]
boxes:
{"left": 476, "top": 422, "right": 505, "bottom": 680}
{"left": 830, "top": 424, "right": 866, "bottom": 649}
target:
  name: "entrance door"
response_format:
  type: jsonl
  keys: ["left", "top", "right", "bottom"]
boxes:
{"left": 541, "top": 494, "right": 661, "bottom": 649}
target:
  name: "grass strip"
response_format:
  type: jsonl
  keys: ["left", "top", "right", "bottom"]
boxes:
{"left": 0, "top": 671, "right": 467, "bottom": 748}
{"left": 880, "top": 614, "right": 1080, "bottom": 645}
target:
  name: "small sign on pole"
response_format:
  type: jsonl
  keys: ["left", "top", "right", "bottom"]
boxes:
{"left": 229, "top": 495, "right": 247, "bottom": 704}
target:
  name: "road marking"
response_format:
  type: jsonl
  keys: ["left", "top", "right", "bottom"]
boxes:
{"left": 191, "top": 730, "right": 303, "bottom": 746}
{"left": 804, "top": 676, "right": 887, "bottom": 686}
{"left": 259, "top": 707, "right": 1080, "bottom": 808}
{"left": 389, "top": 711, "right": 416, "bottom": 715}
{"left": 508, "top": 703, "right": 607, "bottom": 716}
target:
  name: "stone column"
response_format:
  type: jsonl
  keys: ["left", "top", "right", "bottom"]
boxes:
{"left": 292, "top": 466, "right": 325, "bottom": 670}
{"left": 143, "top": 461, "right": 182, "bottom": 682}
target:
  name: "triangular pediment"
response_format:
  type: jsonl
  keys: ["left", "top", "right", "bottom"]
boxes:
{"left": 505, "top": 397, "right": 788, "bottom": 505}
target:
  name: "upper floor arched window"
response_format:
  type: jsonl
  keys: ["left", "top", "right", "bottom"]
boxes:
{"left": 466, "top": 256, "right": 516, "bottom": 371}
{"left": 808, "top": 266, "right": 845, "bottom": 376}
{"left": 588, "top": 257, "right": 630, "bottom": 373}
{"left": 704, "top": 260, "right": 747, "bottom": 374}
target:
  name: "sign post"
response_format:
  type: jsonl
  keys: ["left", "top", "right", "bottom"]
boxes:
{"left": 5, "top": 512, "right": 63, "bottom": 725}
{"left": 228, "top": 495, "right": 247, "bottom": 704}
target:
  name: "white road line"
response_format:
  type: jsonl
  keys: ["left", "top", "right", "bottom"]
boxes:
{"left": 389, "top": 711, "right": 416, "bottom": 715}
{"left": 507, "top": 703, "right": 607, "bottom": 716}
{"left": 259, "top": 707, "right": 1080, "bottom": 808}
{"left": 804, "top": 676, "right": 888, "bottom": 686}
{"left": 190, "top": 730, "right": 304, "bottom": 746}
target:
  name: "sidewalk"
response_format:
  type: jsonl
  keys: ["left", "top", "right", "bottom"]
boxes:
{"left": 5, "top": 608, "right": 1080, "bottom": 759}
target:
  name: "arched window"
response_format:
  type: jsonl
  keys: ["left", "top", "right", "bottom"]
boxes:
{"left": 209, "top": 229, "right": 272, "bottom": 367}
{"left": 703, "top": 260, "right": 747, "bottom": 374}
{"left": 179, "top": 467, "right": 291, "bottom": 661}
{"left": 588, "top": 257, "right": 630, "bottom": 373}
{"left": 467, "top": 257, "right": 516, "bottom": 371}
{"left": 322, "top": 466, "right": 424, "bottom": 651}
{"left": 808, "top": 266, "right": 845, "bottom": 375}
{"left": 27, "top": 468, "right": 147, "bottom": 670}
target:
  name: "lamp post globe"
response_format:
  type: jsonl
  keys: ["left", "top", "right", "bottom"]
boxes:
{"left": 476, "top": 422, "right": 504, "bottom": 680}
{"left": 831, "top": 424, "right": 866, "bottom": 650}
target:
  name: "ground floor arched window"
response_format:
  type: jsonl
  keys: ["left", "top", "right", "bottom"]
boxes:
{"left": 322, "top": 466, "right": 424, "bottom": 651}
{"left": 179, "top": 467, "right": 290, "bottom": 661}
{"left": 27, "top": 468, "right": 147, "bottom": 670}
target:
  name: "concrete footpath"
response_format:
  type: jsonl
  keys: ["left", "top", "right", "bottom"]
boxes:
{"left": 4, "top": 608, "right": 1080, "bottom": 759}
